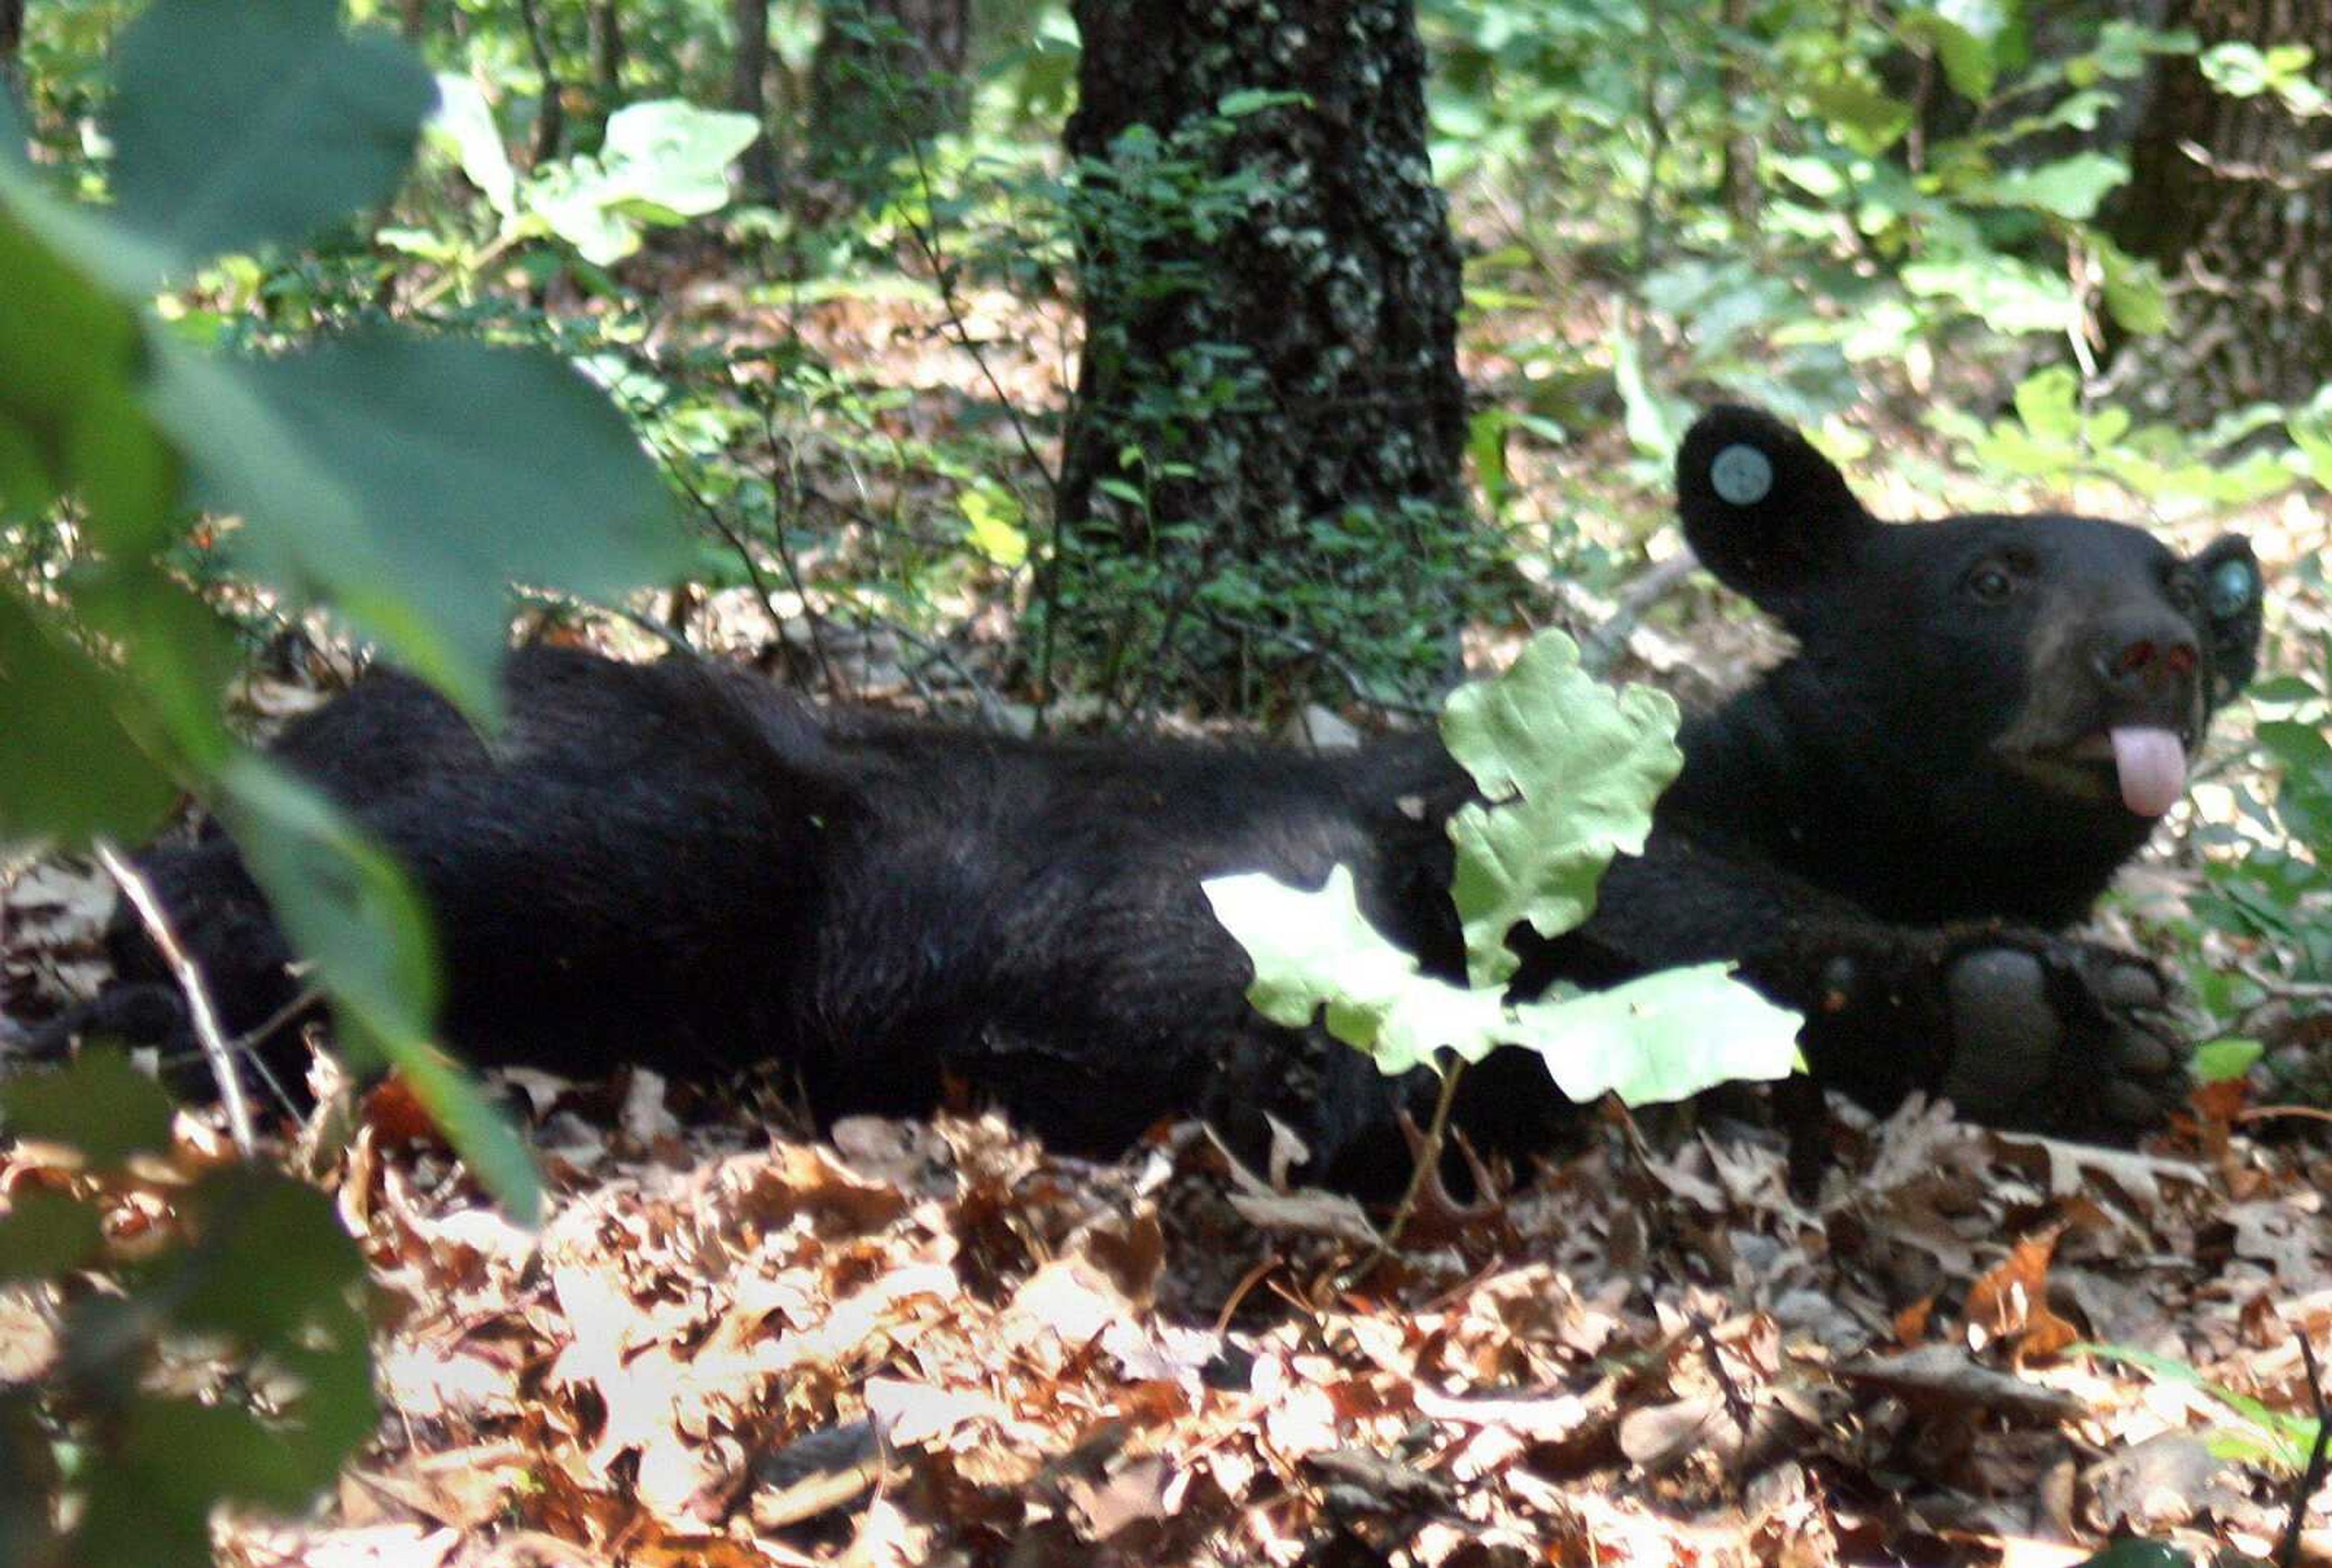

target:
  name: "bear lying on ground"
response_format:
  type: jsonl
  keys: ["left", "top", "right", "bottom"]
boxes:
{"left": 17, "top": 407, "right": 2265, "bottom": 1188}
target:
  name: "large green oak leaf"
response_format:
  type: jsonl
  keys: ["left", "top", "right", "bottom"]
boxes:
{"left": 1440, "top": 631, "right": 1683, "bottom": 987}
{"left": 1204, "top": 868, "right": 1802, "bottom": 1099}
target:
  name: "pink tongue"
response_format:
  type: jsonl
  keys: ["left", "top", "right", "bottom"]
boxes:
{"left": 2110, "top": 726, "right": 2187, "bottom": 816}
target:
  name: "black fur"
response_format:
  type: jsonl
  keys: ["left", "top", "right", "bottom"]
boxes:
{"left": 17, "top": 408, "right": 2264, "bottom": 1187}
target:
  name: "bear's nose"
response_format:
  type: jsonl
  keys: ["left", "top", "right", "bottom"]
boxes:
{"left": 2095, "top": 617, "right": 2199, "bottom": 695}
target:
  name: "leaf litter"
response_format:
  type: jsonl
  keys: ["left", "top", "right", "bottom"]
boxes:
{"left": 1, "top": 1051, "right": 2319, "bottom": 1567}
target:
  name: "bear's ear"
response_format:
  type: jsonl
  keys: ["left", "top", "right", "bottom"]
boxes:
{"left": 2191, "top": 534, "right": 2263, "bottom": 704}
{"left": 1676, "top": 405, "right": 1875, "bottom": 610}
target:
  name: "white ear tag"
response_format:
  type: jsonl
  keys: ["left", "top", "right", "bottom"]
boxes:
{"left": 1710, "top": 443, "right": 1773, "bottom": 506}
{"left": 2209, "top": 556, "right": 2256, "bottom": 618}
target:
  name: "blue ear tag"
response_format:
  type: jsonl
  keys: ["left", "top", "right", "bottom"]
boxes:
{"left": 2208, "top": 556, "right": 2257, "bottom": 619}
{"left": 1710, "top": 443, "right": 1773, "bottom": 506}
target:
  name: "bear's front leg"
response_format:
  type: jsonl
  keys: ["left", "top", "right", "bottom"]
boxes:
{"left": 1930, "top": 935, "right": 2188, "bottom": 1136}
{"left": 1563, "top": 837, "right": 2195, "bottom": 1141}
{"left": 1786, "top": 927, "right": 2189, "bottom": 1140}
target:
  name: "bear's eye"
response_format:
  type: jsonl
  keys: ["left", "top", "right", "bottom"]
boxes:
{"left": 1965, "top": 562, "right": 2017, "bottom": 605}
{"left": 2166, "top": 573, "right": 2203, "bottom": 616}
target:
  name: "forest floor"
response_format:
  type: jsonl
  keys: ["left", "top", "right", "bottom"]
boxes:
{"left": 4, "top": 276, "right": 2331, "bottom": 1567}
{"left": 1, "top": 1023, "right": 2324, "bottom": 1566}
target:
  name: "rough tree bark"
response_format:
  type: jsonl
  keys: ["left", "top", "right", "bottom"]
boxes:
{"left": 808, "top": 0, "right": 970, "bottom": 189}
{"left": 1054, "top": 0, "right": 1475, "bottom": 715}
{"left": 2108, "top": 0, "right": 2332, "bottom": 418}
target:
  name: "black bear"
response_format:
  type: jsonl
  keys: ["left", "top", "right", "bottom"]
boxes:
{"left": 14, "top": 407, "right": 2264, "bottom": 1187}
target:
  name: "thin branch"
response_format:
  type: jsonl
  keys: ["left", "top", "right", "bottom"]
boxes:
{"left": 1379, "top": 1060, "right": 1464, "bottom": 1255}
{"left": 2279, "top": 1330, "right": 2328, "bottom": 1568}
{"left": 94, "top": 840, "right": 257, "bottom": 1156}
{"left": 893, "top": 112, "right": 1056, "bottom": 494}
{"left": 750, "top": 386, "right": 847, "bottom": 700}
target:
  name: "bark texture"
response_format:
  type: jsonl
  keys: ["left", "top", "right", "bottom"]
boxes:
{"left": 2109, "top": 0, "right": 2332, "bottom": 418}
{"left": 1055, "top": 0, "right": 1475, "bottom": 714}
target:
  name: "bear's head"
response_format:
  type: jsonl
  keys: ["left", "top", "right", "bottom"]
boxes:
{"left": 1672, "top": 405, "right": 2262, "bottom": 919}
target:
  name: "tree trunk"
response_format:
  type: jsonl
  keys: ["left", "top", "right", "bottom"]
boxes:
{"left": 0, "top": 0, "right": 25, "bottom": 89}
{"left": 590, "top": 0, "right": 624, "bottom": 96}
{"left": 1051, "top": 0, "right": 1476, "bottom": 717}
{"left": 730, "top": 0, "right": 779, "bottom": 197}
{"left": 2107, "top": 0, "right": 2332, "bottom": 418}
{"left": 807, "top": 0, "right": 971, "bottom": 194}
{"left": 516, "top": 0, "right": 565, "bottom": 166}
{"left": 1717, "top": 0, "right": 1761, "bottom": 235}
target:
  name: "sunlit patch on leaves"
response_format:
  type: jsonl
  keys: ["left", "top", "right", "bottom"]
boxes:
{"left": 423, "top": 88, "right": 763, "bottom": 270}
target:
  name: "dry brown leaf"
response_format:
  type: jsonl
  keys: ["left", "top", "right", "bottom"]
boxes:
{"left": 1965, "top": 1224, "right": 2079, "bottom": 1361}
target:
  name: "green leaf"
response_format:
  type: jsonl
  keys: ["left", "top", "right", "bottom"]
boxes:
{"left": 0, "top": 411, "right": 56, "bottom": 522}
{"left": 1609, "top": 325, "right": 1682, "bottom": 458}
{"left": 78, "top": 1395, "right": 348, "bottom": 1556}
{"left": 1215, "top": 89, "right": 1307, "bottom": 119}
{"left": 146, "top": 331, "right": 681, "bottom": 723}
{"left": 68, "top": 567, "right": 241, "bottom": 774}
{"left": 527, "top": 99, "right": 760, "bottom": 265}
{"left": 1969, "top": 152, "right": 2128, "bottom": 220}
{"left": 2070, "top": 1544, "right": 2196, "bottom": 1568}
{"left": 219, "top": 758, "right": 542, "bottom": 1224}
{"left": 960, "top": 480, "right": 1028, "bottom": 568}
{"left": 2200, "top": 41, "right": 2283, "bottom": 98}
{"left": 215, "top": 756, "right": 437, "bottom": 1067}
{"left": 2290, "top": 410, "right": 2332, "bottom": 482}
{"left": 1202, "top": 871, "right": 1801, "bottom": 1099}
{"left": 2192, "top": 1037, "right": 2263, "bottom": 1083}
{"left": 110, "top": 0, "right": 435, "bottom": 266}
{"left": 389, "top": 1044, "right": 544, "bottom": 1228}
{"left": 2080, "top": 1342, "right": 2320, "bottom": 1465}
{"left": 168, "top": 1167, "right": 366, "bottom": 1349}
{"left": 1903, "top": 255, "right": 2075, "bottom": 335}
{"left": 1504, "top": 964, "right": 1803, "bottom": 1105}
{"left": 2095, "top": 236, "right": 2169, "bottom": 335}
{"left": 0, "top": 1190, "right": 103, "bottom": 1283}
{"left": 2258, "top": 718, "right": 2332, "bottom": 775}
{"left": 1804, "top": 81, "right": 1914, "bottom": 155}
{"left": 1904, "top": 10, "right": 1998, "bottom": 100}
{"left": 1439, "top": 630, "right": 1683, "bottom": 987}
{"left": 0, "top": 593, "right": 179, "bottom": 844}
{"left": 2012, "top": 365, "right": 2082, "bottom": 441}
{"left": 2246, "top": 675, "right": 2322, "bottom": 706}
{"left": 0, "top": 1049, "right": 176, "bottom": 1168}
{"left": 0, "top": 186, "right": 178, "bottom": 556}
{"left": 0, "top": 90, "right": 180, "bottom": 298}
{"left": 1203, "top": 865, "right": 1507, "bottom": 1075}
{"left": 427, "top": 73, "right": 518, "bottom": 219}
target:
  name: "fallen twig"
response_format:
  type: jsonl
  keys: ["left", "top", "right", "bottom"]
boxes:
{"left": 93, "top": 840, "right": 256, "bottom": 1156}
